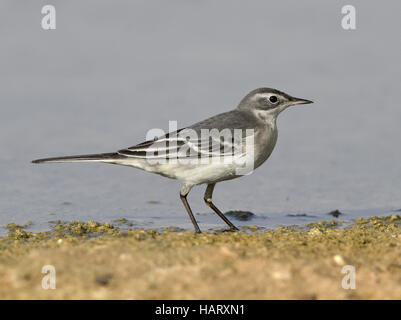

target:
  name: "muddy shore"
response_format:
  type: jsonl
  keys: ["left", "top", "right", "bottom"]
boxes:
{"left": 0, "top": 215, "right": 400, "bottom": 299}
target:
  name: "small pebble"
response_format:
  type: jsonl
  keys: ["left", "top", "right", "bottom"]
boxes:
{"left": 272, "top": 270, "right": 291, "bottom": 280}
{"left": 333, "top": 254, "right": 345, "bottom": 266}
{"left": 95, "top": 274, "right": 112, "bottom": 286}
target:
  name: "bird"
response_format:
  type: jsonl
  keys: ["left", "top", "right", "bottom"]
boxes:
{"left": 32, "top": 88, "right": 313, "bottom": 233}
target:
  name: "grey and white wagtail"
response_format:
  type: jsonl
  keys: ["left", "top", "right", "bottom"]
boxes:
{"left": 32, "top": 88, "right": 313, "bottom": 233}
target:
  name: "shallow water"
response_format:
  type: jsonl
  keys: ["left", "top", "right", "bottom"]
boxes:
{"left": 0, "top": 1, "right": 400, "bottom": 235}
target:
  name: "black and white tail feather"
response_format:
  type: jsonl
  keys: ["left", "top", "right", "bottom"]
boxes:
{"left": 31, "top": 152, "right": 125, "bottom": 164}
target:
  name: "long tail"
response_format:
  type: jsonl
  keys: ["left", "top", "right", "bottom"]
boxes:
{"left": 32, "top": 152, "right": 125, "bottom": 164}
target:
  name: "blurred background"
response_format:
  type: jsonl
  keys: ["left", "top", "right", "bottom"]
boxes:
{"left": 0, "top": 0, "right": 400, "bottom": 234}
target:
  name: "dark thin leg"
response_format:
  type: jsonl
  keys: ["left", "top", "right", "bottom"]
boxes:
{"left": 204, "top": 183, "right": 238, "bottom": 231}
{"left": 180, "top": 185, "right": 201, "bottom": 233}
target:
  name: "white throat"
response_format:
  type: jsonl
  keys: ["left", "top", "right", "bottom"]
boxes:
{"left": 253, "top": 109, "right": 279, "bottom": 127}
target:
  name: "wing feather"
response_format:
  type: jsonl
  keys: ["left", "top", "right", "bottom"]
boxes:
{"left": 117, "top": 127, "right": 247, "bottom": 160}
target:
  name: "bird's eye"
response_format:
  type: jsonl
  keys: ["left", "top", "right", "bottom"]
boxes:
{"left": 269, "top": 95, "right": 278, "bottom": 103}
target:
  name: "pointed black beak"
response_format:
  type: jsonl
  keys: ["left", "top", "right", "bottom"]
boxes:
{"left": 290, "top": 97, "right": 314, "bottom": 106}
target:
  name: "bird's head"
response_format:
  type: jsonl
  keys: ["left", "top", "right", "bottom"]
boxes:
{"left": 237, "top": 88, "right": 313, "bottom": 120}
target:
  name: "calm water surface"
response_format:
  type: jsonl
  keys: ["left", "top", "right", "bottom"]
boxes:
{"left": 0, "top": 1, "right": 400, "bottom": 235}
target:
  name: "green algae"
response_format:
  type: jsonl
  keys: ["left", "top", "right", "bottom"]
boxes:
{"left": 50, "top": 220, "right": 119, "bottom": 237}
{"left": 306, "top": 218, "right": 344, "bottom": 230}
{"left": 3, "top": 221, "right": 32, "bottom": 233}
{"left": 1, "top": 215, "right": 400, "bottom": 249}
{"left": 147, "top": 200, "right": 161, "bottom": 204}
{"left": 113, "top": 217, "right": 128, "bottom": 224}
{"left": 7, "top": 229, "right": 32, "bottom": 240}
{"left": 242, "top": 225, "right": 260, "bottom": 232}
{"left": 161, "top": 226, "right": 186, "bottom": 232}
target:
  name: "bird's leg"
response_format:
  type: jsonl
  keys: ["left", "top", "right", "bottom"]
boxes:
{"left": 204, "top": 183, "right": 239, "bottom": 231}
{"left": 180, "top": 185, "right": 201, "bottom": 233}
